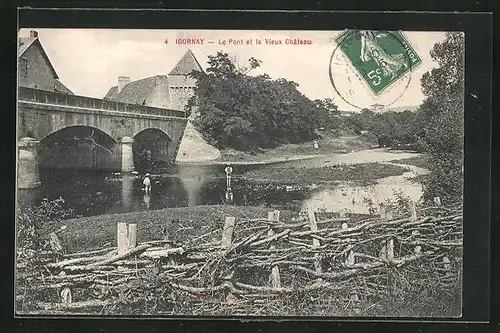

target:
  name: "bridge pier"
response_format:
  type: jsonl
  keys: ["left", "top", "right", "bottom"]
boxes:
{"left": 17, "top": 137, "right": 41, "bottom": 189}
{"left": 121, "top": 136, "right": 135, "bottom": 172}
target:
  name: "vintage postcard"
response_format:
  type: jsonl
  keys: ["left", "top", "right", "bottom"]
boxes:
{"left": 16, "top": 28, "right": 464, "bottom": 317}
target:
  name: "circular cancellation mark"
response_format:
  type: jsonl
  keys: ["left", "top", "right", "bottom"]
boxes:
{"left": 329, "top": 30, "right": 421, "bottom": 110}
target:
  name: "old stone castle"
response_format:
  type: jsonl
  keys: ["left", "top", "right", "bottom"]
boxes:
{"left": 103, "top": 49, "right": 202, "bottom": 112}
{"left": 102, "top": 49, "right": 221, "bottom": 162}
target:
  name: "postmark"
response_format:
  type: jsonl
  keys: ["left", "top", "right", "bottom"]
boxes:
{"left": 329, "top": 30, "right": 422, "bottom": 109}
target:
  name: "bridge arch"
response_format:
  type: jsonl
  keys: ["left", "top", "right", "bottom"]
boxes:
{"left": 40, "top": 125, "right": 116, "bottom": 144}
{"left": 132, "top": 128, "right": 172, "bottom": 172}
{"left": 38, "top": 126, "right": 120, "bottom": 170}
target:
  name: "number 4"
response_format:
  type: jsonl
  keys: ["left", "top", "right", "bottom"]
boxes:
{"left": 367, "top": 69, "right": 382, "bottom": 86}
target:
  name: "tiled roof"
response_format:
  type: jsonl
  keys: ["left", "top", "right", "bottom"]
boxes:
{"left": 104, "top": 86, "right": 118, "bottom": 100}
{"left": 18, "top": 37, "right": 36, "bottom": 56}
{"left": 54, "top": 79, "right": 74, "bottom": 95}
{"left": 103, "top": 50, "right": 203, "bottom": 103}
{"left": 169, "top": 49, "right": 204, "bottom": 76}
{"left": 18, "top": 36, "right": 59, "bottom": 79}
{"left": 104, "top": 75, "right": 167, "bottom": 105}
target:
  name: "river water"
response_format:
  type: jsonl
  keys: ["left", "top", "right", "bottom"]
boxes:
{"left": 17, "top": 150, "right": 427, "bottom": 217}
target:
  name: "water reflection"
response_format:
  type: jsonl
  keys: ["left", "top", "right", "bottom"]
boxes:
{"left": 121, "top": 175, "right": 134, "bottom": 210}
{"left": 18, "top": 161, "right": 425, "bottom": 218}
{"left": 177, "top": 165, "right": 214, "bottom": 207}
{"left": 143, "top": 193, "right": 151, "bottom": 209}
{"left": 302, "top": 170, "right": 424, "bottom": 214}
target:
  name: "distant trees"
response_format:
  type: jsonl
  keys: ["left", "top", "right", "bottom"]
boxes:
{"left": 187, "top": 51, "right": 325, "bottom": 151}
{"left": 346, "top": 108, "right": 422, "bottom": 149}
{"left": 418, "top": 32, "right": 465, "bottom": 202}
{"left": 186, "top": 51, "right": 426, "bottom": 151}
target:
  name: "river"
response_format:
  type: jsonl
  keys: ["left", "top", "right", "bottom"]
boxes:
{"left": 17, "top": 149, "right": 428, "bottom": 217}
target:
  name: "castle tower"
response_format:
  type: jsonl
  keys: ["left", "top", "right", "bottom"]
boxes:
{"left": 173, "top": 50, "right": 221, "bottom": 162}
{"left": 168, "top": 49, "right": 204, "bottom": 112}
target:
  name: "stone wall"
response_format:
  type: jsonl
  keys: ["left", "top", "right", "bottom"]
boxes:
{"left": 169, "top": 86, "right": 195, "bottom": 111}
{"left": 18, "top": 87, "right": 186, "bottom": 118}
{"left": 19, "top": 42, "right": 55, "bottom": 92}
{"left": 146, "top": 76, "right": 171, "bottom": 109}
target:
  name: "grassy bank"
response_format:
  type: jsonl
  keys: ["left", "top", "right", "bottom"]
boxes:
{"left": 390, "top": 155, "right": 430, "bottom": 169}
{"left": 21, "top": 199, "right": 462, "bottom": 318}
{"left": 48, "top": 205, "right": 294, "bottom": 253}
{"left": 217, "top": 135, "right": 377, "bottom": 163}
{"left": 241, "top": 162, "right": 409, "bottom": 185}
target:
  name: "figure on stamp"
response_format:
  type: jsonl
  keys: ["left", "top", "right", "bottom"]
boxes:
{"left": 359, "top": 30, "right": 408, "bottom": 80}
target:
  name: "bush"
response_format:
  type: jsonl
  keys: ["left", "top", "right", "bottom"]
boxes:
{"left": 418, "top": 32, "right": 464, "bottom": 203}
{"left": 16, "top": 198, "right": 76, "bottom": 313}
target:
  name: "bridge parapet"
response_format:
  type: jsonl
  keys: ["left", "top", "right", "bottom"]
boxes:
{"left": 18, "top": 87, "right": 187, "bottom": 118}
{"left": 17, "top": 87, "right": 189, "bottom": 181}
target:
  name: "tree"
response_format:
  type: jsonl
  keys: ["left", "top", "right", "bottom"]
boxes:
{"left": 313, "top": 98, "right": 346, "bottom": 133}
{"left": 418, "top": 32, "right": 465, "bottom": 202}
{"left": 187, "top": 51, "right": 324, "bottom": 151}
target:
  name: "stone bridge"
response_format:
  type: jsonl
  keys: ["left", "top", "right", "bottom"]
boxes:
{"left": 17, "top": 87, "right": 188, "bottom": 188}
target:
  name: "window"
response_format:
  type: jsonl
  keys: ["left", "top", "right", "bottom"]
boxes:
{"left": 19, "top": 58, "right": 28, "bottom": 78}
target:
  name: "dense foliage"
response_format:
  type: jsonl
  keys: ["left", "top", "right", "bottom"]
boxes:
{"left": 346, "top": 108, "right": 424, "bottom": 149}
{"left": 187, "top": 51, "right": 426, "bottom": 152}
{"left": 16, "top": 198, "right": 76, "bottom": 312}
{"left": 187, "top": 52, "right": 329, "bottom": 151}
{"left": 418, "top": 32, "right": 465, "bottom": 202}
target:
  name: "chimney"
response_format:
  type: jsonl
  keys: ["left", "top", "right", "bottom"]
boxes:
{"left": 118, "top": 76, "right": 130, "bottom": 93}
{"left": 30, "top": 30, "right": 38, "bottom": 38}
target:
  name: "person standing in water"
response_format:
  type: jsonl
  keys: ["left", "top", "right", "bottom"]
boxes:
{"left": 143, "top": 173, "right": 152, "bottom": 194}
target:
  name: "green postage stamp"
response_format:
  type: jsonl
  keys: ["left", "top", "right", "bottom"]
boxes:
{"left": 335, "top": 30, "right": 422, "bottom": 95}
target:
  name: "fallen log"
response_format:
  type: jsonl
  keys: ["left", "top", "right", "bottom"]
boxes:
{"left": 249, "top": 229, "right": 291, "bottom": 247}
{"left": 292, "top": 263, "right": 384, "bottom": 281}
{"left": 62, "top": 265, "right": 115, "bottom": 272}
{"left": 160, "top": 263, "right": 201, "bottom": 271}
{"left": 47, "top": 255, "right": 109, "bottom": 269}
{"left": 169, "top": 282, "right": 226, "bottom": 295}
{"left": 111, "top": 259, "right": 152, "bottom": 266}
{"left": 93, "top": 276, "right": 137, "bottom": 286}
{"left": 86, "top": 244, "right": 152, "bottom": 267}
{"left": 223, "top": 229, "right": 268, "bottom": 255}
{"left": 235, "top": 281, "right": 293, "bottom": 293}
{"left": 38, "top": 299, "right": 108, "bottom": 310}
{"left": 288, "top": 239, "right": 315, "bottom": 248}
{"left": 140, "top": 247, "right": 185, "bottom": 259}
{"left": 290, "top": 227, "right": 338, "bottom": 237}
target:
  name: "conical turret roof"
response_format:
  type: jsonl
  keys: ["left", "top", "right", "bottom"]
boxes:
{"left": 169, "top": 49, "right": 204, "bottom": 76}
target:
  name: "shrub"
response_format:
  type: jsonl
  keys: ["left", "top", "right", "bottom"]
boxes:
{"left": 16, "top": 198, "right": 76, "bottom": 313}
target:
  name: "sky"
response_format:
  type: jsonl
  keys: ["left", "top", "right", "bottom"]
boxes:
{"left": 19, "top": 29, "right": 447, "bottom": 111}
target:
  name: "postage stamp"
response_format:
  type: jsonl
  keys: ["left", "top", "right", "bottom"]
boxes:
{"left": 335, "top": 30, "right": 422, "bottom": 95}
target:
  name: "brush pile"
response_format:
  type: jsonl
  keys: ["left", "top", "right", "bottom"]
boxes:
{"left": 19, "top": 203, "right": 463, "bottom": 316}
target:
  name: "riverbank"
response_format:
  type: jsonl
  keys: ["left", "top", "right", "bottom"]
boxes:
{"left": 181, "top": 135, "right": 377, "bottom": 165}
{"left": 390, "top": 155, "right": 430, "bottom": 169}
{"left": 241, "top": 162, "right": 411, "bottom": 186}
{"left": 50, "top": 205, "right": 295, "bottom": 253}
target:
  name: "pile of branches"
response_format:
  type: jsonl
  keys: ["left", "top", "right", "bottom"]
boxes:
{"left": 20, "top": 204, "right": 463, "bottom": 316}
